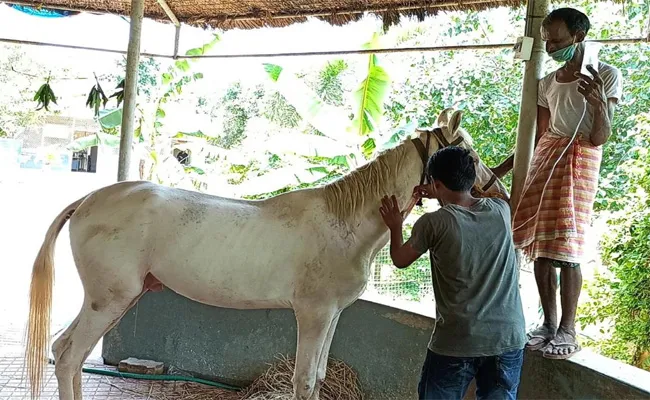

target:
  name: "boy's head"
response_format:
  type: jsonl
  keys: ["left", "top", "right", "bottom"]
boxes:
{"left": 426, "top": 146, "right": 476, "bottom": 193}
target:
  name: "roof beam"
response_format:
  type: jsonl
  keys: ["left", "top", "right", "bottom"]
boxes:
{"left": 156, "top": 0, "right": 179, "bottom": 26}
{"left": 154, "top": 0, "right": 182, "bottom": 58}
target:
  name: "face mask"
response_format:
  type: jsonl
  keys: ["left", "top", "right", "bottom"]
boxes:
{"left": 549, "top": 42, "right": 576, "bottom": 63}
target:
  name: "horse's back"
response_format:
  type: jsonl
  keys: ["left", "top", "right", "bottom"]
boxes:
{"left": 68, "top": 181, "right": 344, "bottom": 309}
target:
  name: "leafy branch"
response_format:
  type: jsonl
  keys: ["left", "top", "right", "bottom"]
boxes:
{"left": 33, "top": 74, "right": 57, "bottom": 111}
{"left": 85, "top": 73, "right": 109, "bottom": 117}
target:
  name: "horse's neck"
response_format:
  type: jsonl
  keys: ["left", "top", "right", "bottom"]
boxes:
{"left": 354, "top": 144, "right": 423, "bottom": 244}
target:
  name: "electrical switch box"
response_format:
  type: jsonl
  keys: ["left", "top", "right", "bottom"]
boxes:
{"left": 513, "top": 36, "right": 534, "bottom": 61}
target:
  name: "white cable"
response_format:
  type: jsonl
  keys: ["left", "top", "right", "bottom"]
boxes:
{"left": 512, "top": 97, "right": 588, "bottom": 231}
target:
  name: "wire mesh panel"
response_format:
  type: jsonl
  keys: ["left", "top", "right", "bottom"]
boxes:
{"left": 366, "top": 246, "right": 434, "bottom": 302}
{"left": 360, "top": 208, "right": 438, "bottom": 312}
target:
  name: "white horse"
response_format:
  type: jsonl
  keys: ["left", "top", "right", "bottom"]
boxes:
{"left": 26, "top": 108, "right": 508, "bottom": 400}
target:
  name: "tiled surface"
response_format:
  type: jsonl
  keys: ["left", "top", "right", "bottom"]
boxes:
{"left": 0, "top": 356, "right": 239, "bottom": 399}
{"left": 1, "top": 357, "right": 121, "bottom": 399}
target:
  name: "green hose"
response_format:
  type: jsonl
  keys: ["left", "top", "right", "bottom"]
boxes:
{"left": 81, "top": 367, "right": 242, "bottom": 391}
{"left": 48, "top": 359, "right": 241, "bottom": 392}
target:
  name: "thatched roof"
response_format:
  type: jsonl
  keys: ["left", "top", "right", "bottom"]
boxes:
{"left": 5, "top": 0, "right": 524, "bottom": 30}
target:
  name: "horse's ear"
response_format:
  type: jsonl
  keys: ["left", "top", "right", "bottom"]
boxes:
{"left": 449, "top": 110, "right": 463, "bottom": 134}
{"left": 437, "top": 107, "right": 454, "bottom": 126}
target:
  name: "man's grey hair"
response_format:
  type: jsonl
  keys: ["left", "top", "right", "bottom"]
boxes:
{"left": 543, "top": 7, "right": 591, "bottom": 36}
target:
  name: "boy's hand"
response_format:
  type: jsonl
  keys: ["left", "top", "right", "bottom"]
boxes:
{"left": 413, "top": 184, "right": 435, "bottom": 199}
{"left": 379, "top": 195, "right": 403, "bottom": 231}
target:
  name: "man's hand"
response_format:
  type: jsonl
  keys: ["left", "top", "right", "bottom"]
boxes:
{"left": 490, "top": 154, "right": 514, "bottom": 179}
{"left": 379, "top": 195, "right": 403, "bottom": 231}
{"left": 575, "top": 65, "right": 607, "bottom": 108}
{"left": 576, "top": 65, "right": 617, "bottom": 146}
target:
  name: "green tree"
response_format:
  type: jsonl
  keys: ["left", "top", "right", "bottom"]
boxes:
{"left": 209, "top": 81, "right": 264, "bottom": 149}
{"left": 578, "top": 112, "right": 650, "bottom": 369}
{"left": 0, "top": 45, "right": 47, "bottom": 137}
{"left": 113, "top": 56, "right": 161, "bottom": 102}
{"left": 313, "top": 60, "right": 349, "bottom": 107}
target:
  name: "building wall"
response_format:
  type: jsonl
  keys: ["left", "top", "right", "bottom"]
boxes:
{"left": 103, "top": 289, "right": 650, "bottom": 399}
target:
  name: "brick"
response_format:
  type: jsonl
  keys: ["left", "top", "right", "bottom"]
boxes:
{"left": 117, "top": 357, "right": 164, "bottom": 375}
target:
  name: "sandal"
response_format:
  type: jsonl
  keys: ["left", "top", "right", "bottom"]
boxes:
{"left": 525, "top": 326, "right": 556, "bottom": 351}
{"left": 542, "top": 342, "right": 582, "bottom": 360}
{"left": 526, "top": 335, "right": 550, "bottom": 351}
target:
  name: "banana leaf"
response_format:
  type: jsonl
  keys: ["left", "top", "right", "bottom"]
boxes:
{"left": 350, "top": 32, "right": 391, "bottom": 138}
{"left": 263, "top": 132, "right": 349, "bottom": 158}
{"left": 67, "top": 132, "right": 120, "bottom": 151}
{"left": 263, "top": 63, "right": 354, "bottom": 146}
{"left": 233, "top": 162, "right": 328, "bottom": 197}
{"left": 185, "top": 34, "right": 220, "bottom": 57}
{"left": 98, "top": 108, "right": 123, "bottom": 129}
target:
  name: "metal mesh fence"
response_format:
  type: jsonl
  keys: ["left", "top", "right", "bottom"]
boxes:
{"left": 361, "top": 207, "right": 437, "bottom": 308}
{"left": 365, "top": 245, "right": 434, "bottom": 303}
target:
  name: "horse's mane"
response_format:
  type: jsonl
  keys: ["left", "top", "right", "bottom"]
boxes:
{"left": 321, "top": 141, "right": 411, "bottom": 222}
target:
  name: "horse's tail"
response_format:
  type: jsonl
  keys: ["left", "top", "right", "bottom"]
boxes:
{"left": 26, "top": 195, "right": 86, "bottom": 399}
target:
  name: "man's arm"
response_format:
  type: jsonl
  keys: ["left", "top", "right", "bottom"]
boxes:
{"left": 589, "top": 98, "right": 617, "bottom": 146}
{"left": 578, "top": 65, "right": 621, "bottom": 147}
{"left": 491, "top": 105, "right": 550, "bottom": 179}
{"left": 389, "top": 228, "right": 424, "bottom": 269}
{"left": 536, "top": 105, "right": 551, "bottom": 146}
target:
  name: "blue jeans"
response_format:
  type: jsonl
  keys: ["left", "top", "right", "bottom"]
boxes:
{"left": 418, "top": 348, "right": 524, "bottom": 400}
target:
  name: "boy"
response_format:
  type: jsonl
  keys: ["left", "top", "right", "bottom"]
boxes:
{"left": 380, "top": 146, "right": 526, "bottom": 400}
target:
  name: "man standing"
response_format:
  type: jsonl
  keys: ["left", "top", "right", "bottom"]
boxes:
{"left": 491, "top": 7, "right": 623, "bottom": 360}
{"left": 380, "top": 146, "right": 526, "bottom": 400}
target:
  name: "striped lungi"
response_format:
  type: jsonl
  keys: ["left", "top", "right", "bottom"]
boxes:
{"left": 512, "top": 132, "right": 602, "bottom": 264}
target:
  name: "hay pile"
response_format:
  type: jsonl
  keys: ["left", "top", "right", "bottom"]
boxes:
{"left": 241, "top": 355, "right": 364, "bottom": 400}
{"left": 100, "top": 355, "right": 363, "bottom": 399}
{"left": 98, "top": 377, "right": 240, "bottom": 400}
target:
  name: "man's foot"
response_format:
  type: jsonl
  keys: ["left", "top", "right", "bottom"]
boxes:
{"left": 542, "top": 327, "right": 581, "bottom": 360}
{"left": 526, "top": 324, "right": 556, "bottom": 351}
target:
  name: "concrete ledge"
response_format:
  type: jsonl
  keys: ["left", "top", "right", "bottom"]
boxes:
{"left": 103, "top": 289, "right": 434, "bottom": 399}
{"left": 103, "top": 289, "right": 650, "bottom": 399}
{"left": 519, "top": 347, "right": 650, "bottom": 399}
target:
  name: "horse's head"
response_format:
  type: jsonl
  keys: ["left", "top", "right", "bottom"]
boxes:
{"left": 412, "top": 108, "right": 510, "bottom": 202}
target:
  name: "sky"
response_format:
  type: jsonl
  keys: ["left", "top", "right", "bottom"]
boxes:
{"left": 0, "top": 1, "right": 640, "bottom": 85}
{"left": 0, "top": 3, "right": 404, "bottom": 114}
{"left": 0, "top": 3, "right": 386, "bottom": 74}
{"left": 0, "top": 2, "right": 521, "bottom": 122}
{"left": 0, "top": 1, "right": 638, "bottom": 126}
{"left": 0, "top": 3, "right": 532, "bottom": 78}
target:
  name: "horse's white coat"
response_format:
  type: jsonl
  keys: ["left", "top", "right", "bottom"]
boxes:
{"left": 27, "top": 109, "right": 508, "bottom": 400}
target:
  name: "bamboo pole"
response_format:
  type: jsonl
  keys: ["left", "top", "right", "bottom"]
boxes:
{"left": 117, "top": 0, "right": 145, "bottom": 182}
{"left": 510, "top": 0, "right": 548, "bottom": 211}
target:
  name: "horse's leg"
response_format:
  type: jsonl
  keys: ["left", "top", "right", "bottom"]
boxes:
{"left": 72, "top": 371, "right": 82, "bottom": 400}
{"left": 52, "top": 316, "right": 87, "bottom": 400}
{"left": 292, "top": 306, "right": 337, "bottom": 400}
{"left": 51, "top": 313, "right": 81, "bottom": 400}
{"left": 308, "top": 312, "right": 341, "bottom": 400}
{"left": 53, "top": 285, "right": 143, "bottom": 400}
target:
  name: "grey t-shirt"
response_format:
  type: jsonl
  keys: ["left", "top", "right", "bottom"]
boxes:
{"left": 406, "top": 197, "right": 526, "bottom": 357}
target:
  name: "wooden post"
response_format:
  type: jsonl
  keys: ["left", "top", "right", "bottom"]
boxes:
{"left": 117, "top": 0, "right": 145, "bottom": 182}
{"left": 510, "top": 0, "right": 548, "bottom": 209}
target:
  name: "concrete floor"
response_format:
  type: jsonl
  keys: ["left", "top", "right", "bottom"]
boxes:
{"left": 0, "top": 356, "right": 239, "bottom": 399}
